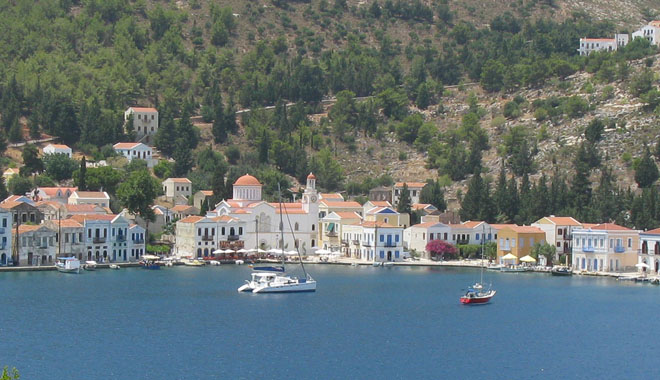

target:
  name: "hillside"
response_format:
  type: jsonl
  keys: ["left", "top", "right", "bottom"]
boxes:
{"left": 1, "top": 0, "right": 660, "bottom": 225}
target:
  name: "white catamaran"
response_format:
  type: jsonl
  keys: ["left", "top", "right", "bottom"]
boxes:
{"left": 238, "top": 185, "right": 316, "bottom": 293}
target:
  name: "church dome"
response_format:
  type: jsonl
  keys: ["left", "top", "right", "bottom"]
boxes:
{"left": 234, "top": 174, "right": 261, "bottom": 186}
{"left": 307, "top": 172, "right": 316, "bottom": 180}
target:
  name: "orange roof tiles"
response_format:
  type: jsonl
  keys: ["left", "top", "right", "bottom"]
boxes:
{"left": 178, "top": 216, "right": 204, "bottom": 223}
{"left": 505, "top": 225, "right": 545, "bottom": 234}
{"left": 360, "top": 221, "right": 398, "bottom": 228}
{"left": 320, "top": 193, "right": 344, "bottom": 200}
{"left": 113, "top": 142, "right": 142, "bottom": 149}
{"left": 211, "top": 215, "right": 238, "bottom": 222}
{"left": 129, "top": 107, "right": 157, "bottom": 112}
{"left": 17, "top": 225, "right": 44, "bottom": 233}
{"left": 48, "top": 144, "right": 71, "bottom": 149}
{"left": 581, "top": 38, "right": 615, "bottom": 42}
{"left": 370, "top": 201, "right": 392, "bottom": 207}
{"left": 412, "top": 221, "right": 446, "bottom": 228}
{"left": 65, "top": 204, "right": 103, "bottom": 212}
{"left": 334, "top": 212, "right": 362, "bottom": 219}
{"left": 38, "top": 187, "right": 77, "bottom": 197}
{"left": 321, "top": 201, "right": 362, "bottom": 208}
{"left": 592, "top": 223, "right": 632, "bottom": 231}
{"left": 200, "top": 190, "right": 213, "bottom": 196}
{"left": 544, "top": 216, "right": 581, "bottom": 226}
{"left": 171, "top": 205, "right": 196, "bottom": 212}
{"left": 461, "top": 221, "right": 484, "bottom": 228}
{"left": 394, "top": 182, "right": 427, "bottom": 188}
{"left": 70, "top": 214, "right": 116, "bottom": 222}
{"left": 166, "top": 178, "right": 192, "bottom": 183}
{"left": 49, "top": 219, "right": 83, "bottom": 228}
{"left": 233, "top": 174, "right": 261, "bottom": 186}
{"left": 643, "top": 228, "right": 660, "bottom": 235}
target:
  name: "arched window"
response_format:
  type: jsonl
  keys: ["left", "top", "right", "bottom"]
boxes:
{"left": 312, "top": 224, "right": 315, "bottom": 231}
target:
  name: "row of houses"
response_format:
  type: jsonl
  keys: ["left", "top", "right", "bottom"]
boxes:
{"left": 578, "top": 20, "right": 660, "bottom": 56}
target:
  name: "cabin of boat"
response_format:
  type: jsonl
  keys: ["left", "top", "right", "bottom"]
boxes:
{"left": 56, "top": 257, "right": 81, "bottom": 274}
{"left": 238, "top": 271, "right": 316, "bottom": 293}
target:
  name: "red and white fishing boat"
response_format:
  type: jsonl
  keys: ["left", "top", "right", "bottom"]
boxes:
{"left": 460, "top": 225, "right": 496, "bottom": 305}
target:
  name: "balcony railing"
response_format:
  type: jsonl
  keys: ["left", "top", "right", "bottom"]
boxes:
{"left": 227, "top": 235, "right": 240, "bottom": 241}
{"left": 133, "top": 238, "right": 144, "bottom": 244}
{"left": 341, "top": 241, "right": 348, "bottom": 247}
{"left": 614, "top": 246, "right": 625, "bottom": 253}
{"left": 383, "top": 242, "right": 397, "bottom": 247}
{"left": 326, "top": 231, "right": 338, "bottom": 237}
{"left": 116, "top": 235, "right": 126, "bottom": 242}
{"left": 202, "top": 235, "right": 213, "bottom": 241}
{"left": 352, "top": 239, "right": 361, "bottom": 245}
{"left": 582, "top": 246, "right": 595, "bottom": 253}
{"left": 93, "top": 237, "right": 106, "bottom": 244}
{"left": 0, "top": 227, "right": 5, "bottom": 234}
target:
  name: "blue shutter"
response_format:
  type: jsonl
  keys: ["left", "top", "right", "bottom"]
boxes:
{"left": 380, "top": 251, "right": 384, "bottom": 258}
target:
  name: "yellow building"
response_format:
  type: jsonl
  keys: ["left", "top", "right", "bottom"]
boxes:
{"left": 496, "top": 225, "right": 546, "bottom": 264}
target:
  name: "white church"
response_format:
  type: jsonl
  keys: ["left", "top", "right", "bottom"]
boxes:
{"left": 210, "top": 173, "right": 320, "bottom": 254}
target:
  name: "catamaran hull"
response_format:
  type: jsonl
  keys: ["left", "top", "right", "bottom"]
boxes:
{"left": 239, "top": 281, "right": 317, "bottom": 293}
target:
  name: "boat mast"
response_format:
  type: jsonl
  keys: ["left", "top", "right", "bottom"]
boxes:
{"left": 480, "top": 224, "right": 485, "bottom": 284}
{"left": 373, "top": 223, "right": 378, "bottom": 263}
{"left": 278, "top": 184, "right": 285, "bottom": 269}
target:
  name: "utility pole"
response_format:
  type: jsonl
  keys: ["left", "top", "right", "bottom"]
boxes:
{"left": 374, "top": 223, "right": 378, "bottom": 264}
{"left": 255, "top": 217, "right": 259, "bottom": 257}
{"left": 57, "top": 208, "right": 61, "bottom": 260}
{"left": 12, "top": 211, "right": 19, "bottom": 266}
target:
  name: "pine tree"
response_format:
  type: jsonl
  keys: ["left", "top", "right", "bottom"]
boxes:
{"left": 258, "top": 129, "right": 270, "bottom": 164}
{"left": 397, "top": 183, "right": 412, "bottom": 215}
{"left": 0, "top": 176, "right": 8, "bottom": 201}
{"left": 173, "top": 139, "right": 193, "bottom": 176}
{"left": 78, "top": 156, "right": 87, "bottom": 191}
{"left": 154, "top": 117, "right": 177, "bottom": 157}
{"left": 635, "top": 145, "right": 659, "bottom": 188}
{"left": 494, "top": 162, "right": 509, "bottom": 220}
{"left": 571, "top": 155, "right": 592, "bottom": 221}
{"left": 7, "top": 117, "right": 22, "bottom": 143}
{"left": 460, "top": 172, "right": 484, "bottom": 221}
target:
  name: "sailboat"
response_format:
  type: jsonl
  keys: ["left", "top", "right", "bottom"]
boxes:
{"left": 238, "top": 184, "right": 317, "bottom": 293}
{"left": 460, "top": 226, "right": 496, "bottom": 304}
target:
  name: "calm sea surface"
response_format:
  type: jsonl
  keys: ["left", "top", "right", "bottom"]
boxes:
{"left": 1, "top": 264, "right": 658, "bottom": 379}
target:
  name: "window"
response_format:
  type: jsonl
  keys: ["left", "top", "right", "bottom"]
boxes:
{"left": 558, "top": 229, "right": 563, "bottom": 236}
{"left": 530, "top": 237, "right": 534, "bottom": 246}
{"left": 628, "top": 238, "right": 632, "bottom": 248}
{"left": 519, "top": 238, "right": 524, "bottom": 248}
{"left": 511, "top": 239, "right": 516, "bottom": 247}
{"left": 380, "top": 235, "right": 384, "bottom": 242}
{"left": 221, "top": 227, "right": 225, "bottom": 235}
{"left": 197, "top": 228, "right": 201, "bottom": 236}
{"left": 556, "top": 242, "right": 561, "bottom": 247}
{"left": 395, "top": 235, "right": 399, "bottom": 242}
{"left": 239, "top": 227, "right": 243, "bottom": 235}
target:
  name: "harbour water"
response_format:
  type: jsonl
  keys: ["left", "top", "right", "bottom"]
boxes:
{"left": 1, "top": 265, "right": 659, "bottom": 379}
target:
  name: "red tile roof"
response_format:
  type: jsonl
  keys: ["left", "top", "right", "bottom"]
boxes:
{"left": 581, "top": 38, "right": 615, "bottom": 42}
{"left": 504, "top": 225, "right": 545, "bottom": 234}
{"left": 394, "top": 182, "right": 427, "bottom": 188}
{"left": 70, "top": 214, "right": 116, "bottom": 222}
{"left": 166, "top": 178, "right": 192, "bottom": 183}
{"left": 543, "top": 216, "right": 582, "bottom": 226}
{"left": 233, "top": 174, "right": 261, "bottom": 186}
{"left": 38, "top": 187, "right": 77, "bottom": 197}
{"left": 412, "top": 221, "right": 446, "bottom": 229}
{"left": 461, "top": 221, "right": 484, "bottom": 229}
{"left": 113, "top": 142, "right": 142, "bottom": 149}
{"left": 592, "top": 223, "right": 632, "bottom": 231}
{"left": 321, "top": 201, "right": 362, "bottom": 208}
{"left": 129, "top": 107, "right": 157, "bottom": 112}
{"left": 178, "top": 216, "right": 203, "bottom": 223}
{"left": 334, "top": 212, "right": 362, "bottom": 219}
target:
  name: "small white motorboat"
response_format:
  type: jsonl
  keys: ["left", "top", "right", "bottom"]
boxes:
{"left": 109, "top": 264, "right": 120, "bottom": 269}
{"left": 383, "top": 262, "right": 394, "bottom": 267}
{"left": 209, "top": 260, "right": 221, "bottom": 266}
{"left": 83, "top": 261, "right": 97, "bottom": 271}
{"left": 235, "top": 260, "right": 244, "bottom": 265}
{"left": 56, "top": 257, "right": 81, "bottom": 274}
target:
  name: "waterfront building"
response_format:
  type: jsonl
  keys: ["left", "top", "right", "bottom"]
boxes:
{"left": 639, "top": 228, "right": 660, "bottom": 273}
{"left": 0, "top": 209, "right": 12, "bottom": 266}
{"left": 577, "top": 36, "right": 627, "bottom": 56}
{"left": 14, "top": 224, "right": 57, "bottom": 266}
{"left": 532, "top": 216, "right": 582, "bottom": 257}
{"left": 319, "top": 211, "right": 362, "bottom": 252}
{"left": 124, "top": 107, "right": 158, "bottom": 144}
{"left": 70, "top": 214, "right": 135, "bottom": 262}
{"left": 319, "top": 193, "right": 344, "bottom": 201}
{"left": 393, "top": 182, "right": 426, "bottom": 207}
{"left": 42, "top": 143, "right": 72, "bottom": 158}
{"left": 174, "top": 215, "right": 247, "bottom": 258}
{"left": 449, "top": 221, "right": 495, "bottom": 245}
{"left": 113, "top": 142, "right": 155, "bottom": 167}
{"left": 68, "top": 191, "right": 110, "bottom": 208}
{"left": 162, "top": 178, "right": 192, "bottom": 205}
{"left": 129, "top": 224, "right": 146, "bottom": 260}
{"left": 571, "top": 223, "right": 640, "bottom": 272}
{"left": 45, "top": 219, "right": 85, "bottom": 261}
{"left": 404, "top": 221, "right": 451, "bottom": 259}
{"left": 36, "top": 201, "right": 66, "bottom": 221}
{"left": 193, "top": 190, "right": 213, "bottom": 209}
{"left": 496, "top": 225, "right": 546, "bottom": 265}
{"left": 210, "top": 173, "right": 320, "bottom": 253}
{"left": 343, "top": 221, "right": 404, "bottom": 262}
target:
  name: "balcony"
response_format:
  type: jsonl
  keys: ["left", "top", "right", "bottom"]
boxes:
{"left": 227, "top": 235, "right": 240, "bottom": 241}
{"left": 582, "top": 246, "right": 594, "bottom": 253}
{"left": 326, "top": 231, "right": 338, "bottom": 237}
{"left": 202, "top": 235, "right": 213, "bottom": 241}
{"left": 116, "top": 235, "right": 126, "bottom": 242}
{"left": 133, "top": 238, "right": 144, "bottom": 244}
{"left": 341, "top": 241, "right": 348, "bottom": 247}
{"left": 500, "top": 246, "right": 511, "bottom": 252}
{"left": 93, "top": 237, "right": 106, "bottom": 244}
{"left": 0, "top": 227, "right": 5, "bottom": 234}
{"left": 353, "top": 239, "right": 361, "bottom": 245}
{"left": 614, "top": 246, "right": 625, "bottom": 253}
{"left": 383, "top": 242, "right": 397, "bottom": 247}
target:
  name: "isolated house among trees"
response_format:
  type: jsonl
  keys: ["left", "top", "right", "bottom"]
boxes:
{"left": 124, "top": 107, "right": 158, "bottom": 144}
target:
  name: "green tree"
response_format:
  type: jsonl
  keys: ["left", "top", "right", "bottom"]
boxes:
{"left": 7, "top": 175, "right": 32, "bottom": 195}
{"left": 397, "top": 183, "right": 412, "bottom": 215}
{"left": 117, "top": 169, "right": 161, "bottom": 224}
{"left": 78, "top": 156, "right": 87, "bottom": 191}
{"left": 21, "top": 145, "right": 44, "bottom": 175}
{"left": 75, "top": 166, "right": 123, "bottom": 195}
{"left": 635, "top": 145, "right": 660, "bottom": 188}
{"left": 154, "top": 117, "right": 176, "bottom": 156}
{"left": 43, "top": 154, "right": 77, "bottom": 182}
{"left": 172, "top": 139, "right": 193, "bottom": 176}
{"left": 0, "top": 366, "right": 19, "bottom": 380}
{"left": 531, "top": 242, "right": 556, "bottom": 266}
{"left": 153, "top": 160, "right": 174, "bottom": 179}
{"left": 419, "top": 179, "right": 446, "bottom": 211}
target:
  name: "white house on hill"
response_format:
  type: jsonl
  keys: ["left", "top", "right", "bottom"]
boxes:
{"left": 43, "top": 144, "right": 72, "bottom": 158}
{"left": 124, "top": 107, "right": 158, "bottom": 144}
{"left": 113, "top": 142, "right": 155, "bottom": 167}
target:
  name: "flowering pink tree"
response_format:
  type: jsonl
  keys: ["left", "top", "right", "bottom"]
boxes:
{"left": 426, "top": 240, "right": 458, "bottom": 260}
